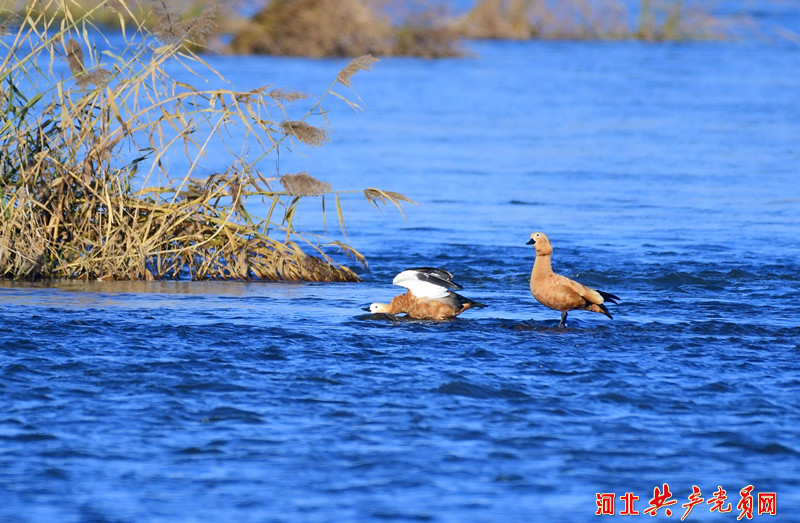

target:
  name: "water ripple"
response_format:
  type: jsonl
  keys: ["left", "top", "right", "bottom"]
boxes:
{"left": 435, "top": 380, "right": 531, "bottom": 401}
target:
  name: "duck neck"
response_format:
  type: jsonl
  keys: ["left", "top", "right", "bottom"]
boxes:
{"left": 532, "top": 252, "right": 553, "bottom": 278}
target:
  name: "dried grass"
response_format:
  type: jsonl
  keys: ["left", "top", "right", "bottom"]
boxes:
{"left": 0, "top": 0, "right": 411, "bottom": 282}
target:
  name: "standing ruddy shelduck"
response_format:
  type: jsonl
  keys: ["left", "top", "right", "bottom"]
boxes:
{"left": 527, "top": 232, "right": 619, "bottom": 328}
{"left": 365, "top": 267, "right": 486, "bottom": 321}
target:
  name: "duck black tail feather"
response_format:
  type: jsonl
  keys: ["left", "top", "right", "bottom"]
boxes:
{"left": 598, "top": 290, "right": 620, "bottom": 304}
{"left": 451, "top": 292, "right": 487, "bottom": 309}
{"left": 598, "top": 303, "right": 613, "bottom": 320}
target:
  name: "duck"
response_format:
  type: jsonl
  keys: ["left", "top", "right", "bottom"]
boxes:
{"left": 365, "top": 267, "right": 486, "bottom": 320}
{"left": 527, "top": 232, "right": 619, "bottom": 328}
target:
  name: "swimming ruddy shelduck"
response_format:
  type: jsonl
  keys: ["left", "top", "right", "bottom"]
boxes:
{"left": 527, "top": 232, "right": 619, "bottom": 328}
{"left": 366, "top": 267, "right": 486, "bottom": 321}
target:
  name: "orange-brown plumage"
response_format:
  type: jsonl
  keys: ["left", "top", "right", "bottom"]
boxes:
{"left": 527, "top": 232, "right": 619, "bottom": 328}
{"left": 367, "top": 267, "right": 486, "bottom": 321}
{"left": 383, "top": 291, "right": 481, "bottom": 321}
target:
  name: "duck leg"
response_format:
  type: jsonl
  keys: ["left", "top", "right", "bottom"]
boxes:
{"left": 558, "top": 311, "right": 568, "bottom": 328}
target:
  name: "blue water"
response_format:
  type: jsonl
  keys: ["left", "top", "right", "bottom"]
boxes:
{"left": 3, "top": 18, "right": 800, "bottom": 523}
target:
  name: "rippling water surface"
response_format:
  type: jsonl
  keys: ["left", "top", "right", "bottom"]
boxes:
{"left": 3, "top": 15, "right": 800, "bottom": 522}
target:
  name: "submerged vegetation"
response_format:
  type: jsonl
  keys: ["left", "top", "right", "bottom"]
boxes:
{"left": 0, "top": 0, "right": 410, "bottom": 282}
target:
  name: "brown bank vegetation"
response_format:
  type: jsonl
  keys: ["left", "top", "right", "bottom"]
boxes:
{"left": 0, "top": 0, "right": 410, "bottom": 282}
{"left": 230, "top": 0, "right": 727, "bottom": 58}
{"left": 458, "top": 0, "right": 724, "bottom": 41}
{"left": 229, "top": 0, "right": 462, "bottom": 57}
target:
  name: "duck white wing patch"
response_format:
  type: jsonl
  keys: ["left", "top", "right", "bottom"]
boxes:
{"left": 396, "top": 279, "right": 450, "bottom": 299}
{"left": 393, "top": 268, "right": 460, "bottom": 299}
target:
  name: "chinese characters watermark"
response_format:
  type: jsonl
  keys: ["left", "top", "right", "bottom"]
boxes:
{"left": 596, "top": 484, "right": 777, "bottom": 519}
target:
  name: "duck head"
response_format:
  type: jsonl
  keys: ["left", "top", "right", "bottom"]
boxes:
{"left": 363, "top": 303, "right": 392, "bottom": 314}
{"left": 526, "top": 231, "right": 553, "bottom": 256}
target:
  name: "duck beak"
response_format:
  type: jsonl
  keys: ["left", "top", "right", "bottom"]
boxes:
{"left": 526, "top": 238, "right": 535, "bottom": 245}
{"left": 361, "top": 306, "right": 371, "bottom": 312}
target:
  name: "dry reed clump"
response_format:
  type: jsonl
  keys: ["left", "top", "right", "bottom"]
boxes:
{"left": 0, "top": 1, "right": 411, "bottom": 282}
{"left": 384, "top": 1, "right": 464, "bottom": 58}
{"left": 458, "top": 0, "right": 723, "bottom": 41}
{"left": 229, "top": 0, "right": 462, "bottom": 58}
{"left": 230, "top": 0, "right": 394, "bottom": 57}
{"left": 393, "top": 7, "right": 463, "bottom": 59}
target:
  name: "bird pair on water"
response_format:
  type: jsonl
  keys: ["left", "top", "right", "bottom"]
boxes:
{"left": 366, "top": 231, "right": 619, "bottom": 328}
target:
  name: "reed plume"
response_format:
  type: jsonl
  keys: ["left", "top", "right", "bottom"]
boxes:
{"left": 268, "top": 88, "right": 309, "bottom": 102}
{"left": 65, "top": 38, "right": 86, "bottom": 79}
{"left": 65, "top": 37, "right": 111, "bottom": 87}
{"left": 281, "top": 173, "right": 332, "bottom": 197}
{"left": 152, "top": 1, "right": 217, "bottom": 45}
{"left": 0, "top": 14, "right": 19, "bottom": 36}
{"left": 280, "top": 121, "right": 329, "bottom": 147}
{"left": 337, "top": 55, "right": 379, "bottom": 87}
